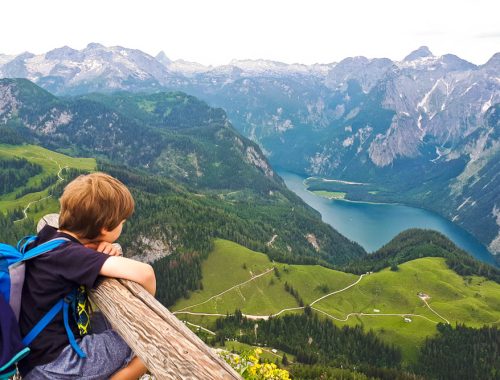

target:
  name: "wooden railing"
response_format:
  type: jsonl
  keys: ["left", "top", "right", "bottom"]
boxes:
{"left": 89, "top": 278, "right": 242, "bottom": 379}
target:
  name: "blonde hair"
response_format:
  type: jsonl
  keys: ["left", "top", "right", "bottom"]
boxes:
{"left": 59, "top": 172, "right": 134, "bottom": 239}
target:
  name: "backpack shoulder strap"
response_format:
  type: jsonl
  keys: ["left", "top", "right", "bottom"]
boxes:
{"left": 22, "top": 298, "right": 64, "bottom": 346}
{"left": 0, "top": 243, "right": 23, "bottom": 267}
{"left": 22, "top": 290, "right": 87, "bottom": 359}
{"left": 22, "top": 238, "right": 71, "bottom": 261}
{"left": 17, "top": 235, "right": 38, "bottom": 253}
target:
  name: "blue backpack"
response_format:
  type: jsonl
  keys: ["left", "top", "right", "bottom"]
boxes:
{"left": 0, "top": 236, "right": 87, "bottom": 379}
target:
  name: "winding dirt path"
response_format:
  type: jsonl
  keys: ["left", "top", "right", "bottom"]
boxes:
{"left": 13, "top": 195, "right": 53, "bottom": 223}
{"left": 421, "top": 298, "right": 450, "bottom": 324}
{"left": 174, "top": 273, "right": 366, "bottom": 320}
{"left": 310, "top": 274, "right": 365, "bottom": 306}
{"left": 312, "top": 306, "right": 440, "bottom": 324}
{"left": 266, "top": 234, "right": 278, "bottom": 246}
{"left": 174, "top": 267, "right": 275, "bottom": 313}
{"left": 13, "top": 157, "right": 67, "bottom": 223}
{"left": 184, "top": 320, "right": 216, "bottom": 335}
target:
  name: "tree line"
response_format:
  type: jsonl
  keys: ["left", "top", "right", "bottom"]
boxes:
{"left": 414, "top": 323, "right": 500, "bottom": 380}
{"left": 212, "top": 310, "right": 402, "bottom": 370}
{"left": 0, "top": 157, "right": 42, "bottom": 195}
{"left": 210, "top": 310, "right": 499, "bottom": 380}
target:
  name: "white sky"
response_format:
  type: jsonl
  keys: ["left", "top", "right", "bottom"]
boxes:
{"left": 1, "top": 0, "right": 499, "bottom": 65}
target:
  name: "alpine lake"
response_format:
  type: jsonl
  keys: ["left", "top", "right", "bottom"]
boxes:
{"left": 278, "top": 170, "right": 498, "bottom": 266}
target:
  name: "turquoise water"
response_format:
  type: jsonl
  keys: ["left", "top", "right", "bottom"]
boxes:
{"left": 279, "top": 170, "right": 497, "bottom": 266}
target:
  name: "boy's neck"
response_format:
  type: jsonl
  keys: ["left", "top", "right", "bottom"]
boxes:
{"left": 57, "top": 229, "right": 93, "bottom": 245}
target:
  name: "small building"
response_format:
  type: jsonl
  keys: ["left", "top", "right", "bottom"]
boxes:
{"left": 373, "top": 309, "right": 380, "bottom": 313}
{"left": 271, "top": 349, "right": 277, "bottom": 354}
{"left": 404, "top": 317, "right": 412, "bottom": 323}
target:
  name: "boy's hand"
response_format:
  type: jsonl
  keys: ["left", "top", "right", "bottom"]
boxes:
{"left": 85, "top": 241, "right": 123, "bottom": 256}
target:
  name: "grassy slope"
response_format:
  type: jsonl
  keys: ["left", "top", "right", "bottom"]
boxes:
{"left": 173, "top": 239, "right": 357, "bottom": 316}
{"left": 312, "top": 190, "right": 346, "bottom": 200}
{"left": 173, "top": 239, "right": 500, "bottom": 364}
{"left": 0, "top": 144, "right": 95, "bottom": 220}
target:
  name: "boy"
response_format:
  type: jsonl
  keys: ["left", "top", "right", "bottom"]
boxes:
{"left": 19, "top": 172, "right": 156, "bottom": 380}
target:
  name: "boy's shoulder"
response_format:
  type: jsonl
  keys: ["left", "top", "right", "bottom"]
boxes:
{"left": 31, "top": 225, "right": 110, "bottom": 289}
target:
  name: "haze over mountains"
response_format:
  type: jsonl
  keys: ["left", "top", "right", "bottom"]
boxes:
{"left": 0, "top": 43, "right": 498, "bottom": 259}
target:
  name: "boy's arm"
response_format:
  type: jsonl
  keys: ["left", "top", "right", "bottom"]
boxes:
{"left": 99, "top": 257, "right": 156, "bottom": 296}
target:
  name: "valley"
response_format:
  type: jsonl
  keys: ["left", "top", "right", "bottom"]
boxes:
{"left": 1, "top": 44, "right": 498, "bottom": 258}
{"left": 0, "top": 43, "right": 500, "bottom": 254}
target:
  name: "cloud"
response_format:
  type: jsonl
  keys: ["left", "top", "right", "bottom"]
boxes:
{"left": 475, "top": 31, "right": 500, "bottom": 39}
{"left": 414, "top": 30, "right": 447, "bottom": 37}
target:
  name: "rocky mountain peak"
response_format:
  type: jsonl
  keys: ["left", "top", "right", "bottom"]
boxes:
{"left": 337, "top": 56, "right": 369, "bottom": 67}
{"left": 404, "top": 46, "right": 434, "bottom": 61}
{"left": 15, "top": 52, "right": 35, "bottom": 60}
{"left": 483, "top": 52, "right": 500, "bottom": 69}
{"left": 85, "top": 42, "right": 105, "bottom": 50}
{"left": 439, "top": 54, "right": 476, "bottom": 71}
{"left": 156, "top": 51, "right": 171, "bottom": 66}
{"left": 45, "top": 46, "right": 81, "bottom": 60}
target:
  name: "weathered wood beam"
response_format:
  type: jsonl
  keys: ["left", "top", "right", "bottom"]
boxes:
{"left": 89, "top": 278, "right": 241, "bottom": 380}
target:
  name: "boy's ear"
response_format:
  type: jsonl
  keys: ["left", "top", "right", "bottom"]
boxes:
{"left": 100, "top": 227, "right": 110, "bottom": 237}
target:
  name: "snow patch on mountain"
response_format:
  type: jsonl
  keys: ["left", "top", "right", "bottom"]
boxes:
{"left": 226, "top": 59, "right": 333, "bottom": 77}
{"left": 169, "top": 60, "right": 211, "bottom": 75}
{"left": 341, "top": 136, "right": 353, "bottom": 147}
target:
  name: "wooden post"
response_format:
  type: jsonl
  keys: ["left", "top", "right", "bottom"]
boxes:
{"left": 89, "top": 278, "right": 241, "bottom": 380}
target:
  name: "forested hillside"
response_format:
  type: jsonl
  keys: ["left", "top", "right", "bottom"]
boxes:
{"left": 415, "top": 323, "right": 500, "bottom": 380}
{"left": 342, "top": 229, "right": 500, "bottom": 282}
{"left": 0, "top": 79, "right": 366, "bottom": 305}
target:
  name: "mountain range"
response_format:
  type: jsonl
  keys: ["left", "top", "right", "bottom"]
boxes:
{"left": 0, "top": 44, "right": 498, "bottom": 259}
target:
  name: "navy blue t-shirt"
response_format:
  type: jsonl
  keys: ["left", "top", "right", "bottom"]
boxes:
{"left": 18, "top": 225, "right": 110, "bottom": 376}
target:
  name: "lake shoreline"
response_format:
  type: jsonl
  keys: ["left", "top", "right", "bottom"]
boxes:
{"left": 304, "top": 179, "right": 402, "bottom": 206}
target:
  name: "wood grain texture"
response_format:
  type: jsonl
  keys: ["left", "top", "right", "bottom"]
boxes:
{"left": 89, "top": 278, "right": 241, "bottom": 380}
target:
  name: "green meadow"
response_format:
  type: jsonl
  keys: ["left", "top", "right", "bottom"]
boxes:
{"left": 173, "top": 239, "right": 500, "bottom": 363}
{"left": 311, "top": 190, "right": 347, "bottom": 200}
{"left": 0, "top": 144, "right": 96, "bottom": 219}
